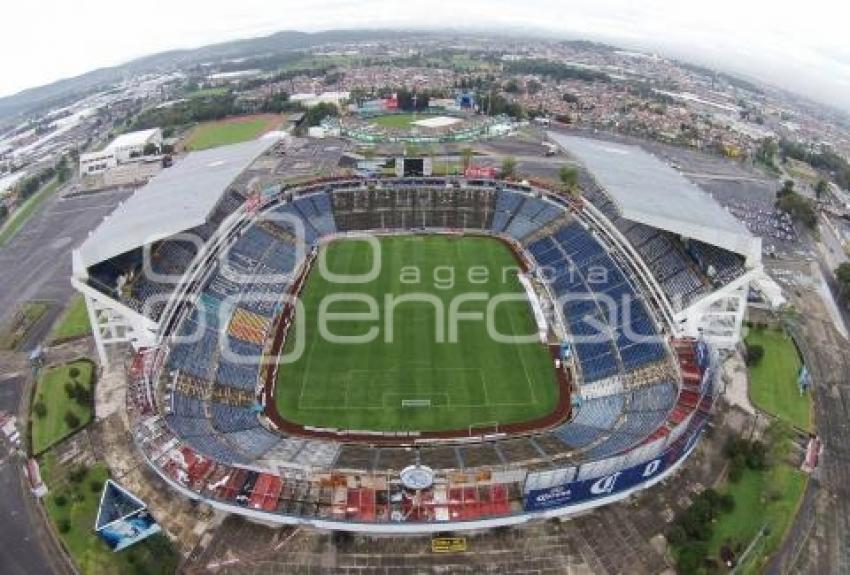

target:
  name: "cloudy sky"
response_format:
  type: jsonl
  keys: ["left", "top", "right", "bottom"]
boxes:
{"left": 2, "top": 0, "right": 849, "bottom": 111}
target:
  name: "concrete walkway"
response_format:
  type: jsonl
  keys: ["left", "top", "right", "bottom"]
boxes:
{"left": 722, "top": 351, "right": 756, "bottom": 415}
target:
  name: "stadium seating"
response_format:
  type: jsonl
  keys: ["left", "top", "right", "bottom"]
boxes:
{"left": 211, "top": 402, "right": 259, "bottom": 433}
{"left": 151, "top": 178, "right": 691, "bottom": 491}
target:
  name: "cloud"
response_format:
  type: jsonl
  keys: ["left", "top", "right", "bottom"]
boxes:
{"left": 0, "top": 0, "right": 848, "bottom": 112}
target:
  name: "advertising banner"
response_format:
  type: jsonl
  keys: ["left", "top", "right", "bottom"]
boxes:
{"left": 523, "top": 427, "right": 703, "bottom": 512}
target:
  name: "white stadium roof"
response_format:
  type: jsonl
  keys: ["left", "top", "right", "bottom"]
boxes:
{"left": 77, "top": 137, "right": 275, "bottom": 268}
{"left": 548, "top": 133, "right": 761, "bottom": 262}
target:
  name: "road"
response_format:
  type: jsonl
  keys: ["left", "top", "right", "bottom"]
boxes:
{"left": 0, "top": 185, "right": 128, "bottom": 574}
{"left": 767, "top": 304, "right": 850, "bottom": 574}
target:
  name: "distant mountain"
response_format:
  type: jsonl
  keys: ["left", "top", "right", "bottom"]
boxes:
{"left": 0, "top": 29, "right": 424, "bottom": 125}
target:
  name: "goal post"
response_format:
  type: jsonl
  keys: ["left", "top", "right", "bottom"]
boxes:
{"left": 401, "top": 399, "right": 432, "bottom": 408}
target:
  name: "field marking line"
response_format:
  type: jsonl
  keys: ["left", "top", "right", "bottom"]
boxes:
{"left": 295, "top": 328, "right": 322, "bottom": 410}
{"left": 503, "top": 302, "right": 538, "bottom": 405}
{"left": 480, "top": 369, "right": 490, "bottom": 405}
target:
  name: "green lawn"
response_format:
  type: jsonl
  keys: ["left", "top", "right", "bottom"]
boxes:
{"left": 31, "top": 360, "right": 94, "bottom": 454}
{"left": 43, "top": 462, "right": 178, "bottom": 575}
{"left": 185, "top": 86, "right": 230, "bottom": 98}
{"left": 370, "top": 113, "right": 420, "bottom": 129}
{"left": 275, "top": 235, "right": 558, "bottom": 431}
{"left": 708, "top": 464, "right": 807, "bottom": 573}
{"left": 51, "top": 295, "right": 92, "bottom": 342}
{"left": 0, "top": 178, "right": 61, "bottom": 247}
{"left": 745, "top": 327, "right": 812, "bottom": 431}
{"left": 184, "top": 115, "right": 281, "bottom": 150}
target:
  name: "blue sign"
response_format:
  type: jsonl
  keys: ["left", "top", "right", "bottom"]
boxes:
{"left": 524, "top": 427, "right": 704, "bottom": 512}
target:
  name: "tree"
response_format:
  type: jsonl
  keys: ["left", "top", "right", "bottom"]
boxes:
{"left": 815, "top": 178, "right": 829, "bottom": 200}
{"left": 744, "top": 342, "right": 764, "bottom": 366}
{"left": 561, "top": 92, "right": 579, "bottom": 104}
{"left": 57, "top": 519, "right": 71, "bottom": 534}
{"left": 756, "top": 137, "right": 777, "bottom": 168}
{"left": 526, "top": 79, "right": 543, "bottom": 95}
{"left": 776, "top": 190, "right": 817, "bottom": 229}
{"left": 777, "top": 179, "right": 795, "bottom": 198}
{"left": 56, "top": 155, "right": 70, "bottom": 183}
{"left": 667, "top": 524, "right": 687, "bottom": 546}
{"left": 503, "top": 79, "right": 520, "bottom": 94}
{"left": 461, "top": 147, "right": 474, "bottom": 171}
{"left": 64, "top": 411, "right": 81, "bottom": 429}
{"left": 558, "top": 166, "right": 579, "bottom": 196}
{"left": 33, "top": 401, "right": 47, "bottom": 418}
{"left": 500, "top": 156, "right": 517, "bottom": 180}
{"left": 836, "top": 262, "right": 850, "bottom": 306}
{"left": 64, "top": 382, "right": 76, "bottom": 400}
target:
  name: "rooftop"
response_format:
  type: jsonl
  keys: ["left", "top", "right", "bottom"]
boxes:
{"left": 105, "top": 128, "right": 161, "bottom": 151}
{"left": 548, "top": 132, "right": 760, "bottom": 261}
{"left": 76, "top": 137, "right": 276, "bottom": 268}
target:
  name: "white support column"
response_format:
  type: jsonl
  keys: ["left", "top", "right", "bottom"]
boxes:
{"left": 84, "top": 292, "right": 109, "bottom": 367}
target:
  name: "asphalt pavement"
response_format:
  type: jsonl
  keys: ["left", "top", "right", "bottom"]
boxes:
{"left": 0, "top": 185, "right": 129, "bottom": 575}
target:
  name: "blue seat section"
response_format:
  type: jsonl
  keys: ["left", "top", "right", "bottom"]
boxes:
{"left": 534, "top": 246, "right": 564, "bottom": 267}
{"left": 491, "top": 210, "right": 510, "bottom": 232}
{"left": 533, "top": 203, "right": 562, "bottom": 226}
{"left": 553, "top": 423, "right": 607, "bottom": 449}
{"left": 260, "top": 240, "right": 297, "bottom": 275}
{"left": 291, "top": 199, "right": 324, "bottom": 243}
{"left": 620, "top": 342, "right": 666, "bottom": 371}
{"left": 490, "top": 189, "right": 524, "bottom": 234}
{"left": 215, "top": 336, "right": 262, "bottom": 391}
{"left": 196, "top": 293, "right": 224, "bottom": 329}
{"left": 231, "top": 226, "right": 275, "bottom": 262}
{"left": 504, "top": 217, "right": 542, "bottom": 241}
{"left": 630, "top": 382, "right": 677, "bottom": 412}
{"left": 223, "top": 427, "right": 280, "bottom": 459}
{"left": 172, "top": 392, "right": 205, "bottom": 418}
{"left": 495, "top": 189, "right": 523, "bottom": 215}
{"left": 211, "top": 402, "right": 259, "bottom": 433}
{"left": 572, "top": 395, "right": 624, "bottom": 429}
{"left": 503, "top": 196, "right": 558, "bottom": 240}
{"left": 269, "top": 203, "right": 318, "bottom": 245}
{"left": 168, "top": 322, "right": 218, "bottom": 379}
{"left": 205, "top": 267, "right": 242, "bottom": 300}
{"left": 307, "top": 193, "right": 337, "bottom": 236}
{"left": 165, "top": 414, "right": 250, "bottom": 465}
{"left": 528, "top": 236, "right": 555, "bottom": 258}
{"left": 579, "top": 353, "right": 619, "bottom": 381}
{"left": 235, "top": 276, "right": 283, "bottom": 317}
{"left": 583, "top": 428, "right": 642, "bottom": 460}
{"left": 552, "top": 394, "right": 625, "bottom": 448}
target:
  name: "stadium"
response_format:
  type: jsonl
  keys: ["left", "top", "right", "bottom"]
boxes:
{"left": 69, "top": 131, "right": 761, "bottom": 533}
{"left": 329, "top": 106, "right": 511, "bottom": 145}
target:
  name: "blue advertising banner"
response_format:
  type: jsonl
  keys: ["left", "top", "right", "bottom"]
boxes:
{"left": 524, "top": 428, "right": 703, "bottom": 512}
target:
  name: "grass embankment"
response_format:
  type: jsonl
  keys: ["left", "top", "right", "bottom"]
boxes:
{"left": 0, "top": 178, "right": 61, "bottom": 247}
{"left": 50, "top": 295, "right": 92, "bottom": 343}
{"left": 0, "top": 300, "right": 49, "bottom": 350}
{"left": 745, "top": 326, "right": 812, "bottom": 431}
{"left": 30, "top": 360, "right": 94, "bottom": 454}
{"left": 671, "top": 423, "right": 808, "bottom": 573}
{"left": 40, "top": 458, "right": 178, "bottom": 575}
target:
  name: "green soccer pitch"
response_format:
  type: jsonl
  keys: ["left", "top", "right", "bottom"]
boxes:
{"left": 274, "top": 235, "right": 558, "bottom": 432}
{"left": 369, "top": 113, "right": 419, "bottom": 129}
